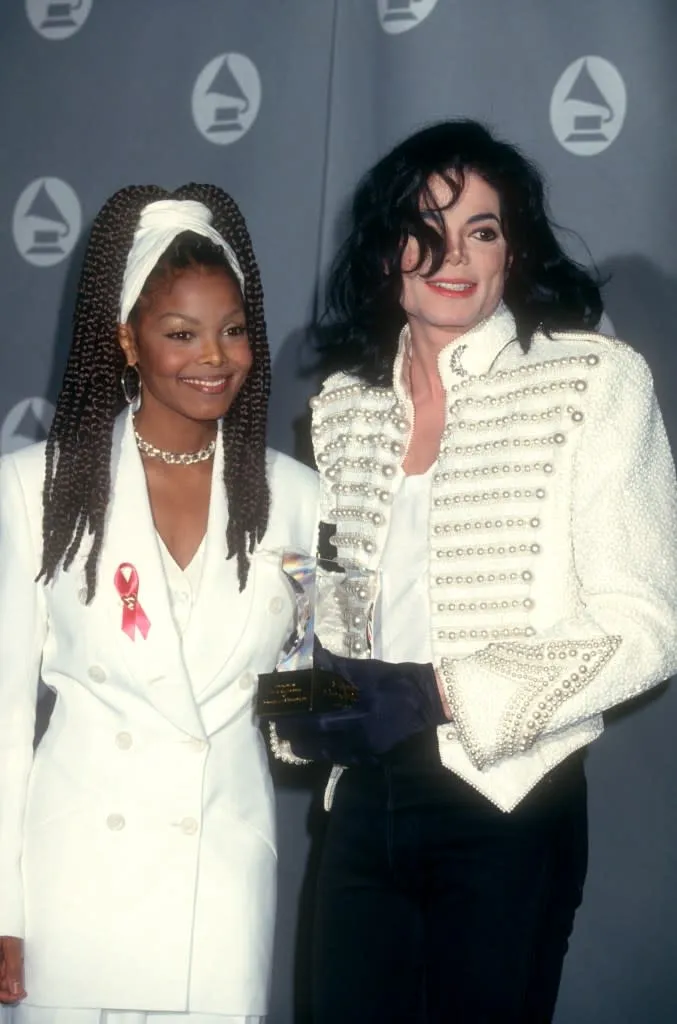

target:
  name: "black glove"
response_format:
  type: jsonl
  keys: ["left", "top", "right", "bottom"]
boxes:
{"left": 275, "top": 641, "right": 448, "bottom": 765}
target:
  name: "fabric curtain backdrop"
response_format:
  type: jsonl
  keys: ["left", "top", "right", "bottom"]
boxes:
{"left": 1, "top": 2, "right": 676, "bottom": 1021}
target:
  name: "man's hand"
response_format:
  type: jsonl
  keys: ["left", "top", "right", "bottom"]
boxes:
{"left": 275, "top": 643, "right": 448, "bottom": 764}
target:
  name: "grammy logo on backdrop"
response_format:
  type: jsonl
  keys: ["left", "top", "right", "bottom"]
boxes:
{"left": 192, "top": 53, "right": 261, "bottom": 145}
{"left": 564, "top": 60, "right": 614, "bottom": 143}
{"left": 382, "top": 0, "right": 420, "bottom": 23}
{"left": 26, "top": 0, "right": 93, "bottom": 39}
{"left": 377, "top": 0, "right": 439, "bottom": 34}
{"left": 41, "top": 0, "right": 84, "bottom": 29}
{"left": 550, "top": 56, "right": 627, "bottom": 157}
{"left": 204, "top": 60, "right": 251, "bottom": 135}
{"left": 13, "top": 178, "right": 82, "bottom": 267}
{"left": 23, "top": 183, "right": 70, "bottom": 256}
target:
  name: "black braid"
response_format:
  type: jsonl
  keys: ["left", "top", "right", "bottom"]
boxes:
{"left": 40, "top": 183, "right": 271, "bottom": 599}
{"left": 175, "top": 183, "right": 271, "bottom": 588}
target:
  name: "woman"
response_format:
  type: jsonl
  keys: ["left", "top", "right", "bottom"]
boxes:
{"left": 0, "top": 183, "right": 318, "bottom": 1022}
{"left": 272, "top": 121, "right": 677, "bottom": 1023}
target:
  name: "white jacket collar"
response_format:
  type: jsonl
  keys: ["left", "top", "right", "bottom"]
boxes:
{"left": 392, "top": 302, "right": 518, "bottom": 405}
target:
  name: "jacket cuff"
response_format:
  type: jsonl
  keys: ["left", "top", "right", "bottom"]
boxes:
{"left": 267, "top": 722, "right": 312, "bottom": 765}
{"left": 440, "top": 635, "right": 621, "bottom": 769}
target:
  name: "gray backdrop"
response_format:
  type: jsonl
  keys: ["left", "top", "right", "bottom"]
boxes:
{"left": 1, "top": 1, "right": 676, "bottom": 1021}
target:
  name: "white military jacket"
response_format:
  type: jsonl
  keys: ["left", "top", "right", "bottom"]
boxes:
{"left": 0, "top": 409, "right": 318, "bottom": 1013}
{"left": 275, "top": 303, "right": 677, "bottom": 812}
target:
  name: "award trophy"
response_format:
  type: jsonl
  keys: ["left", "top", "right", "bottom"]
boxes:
{"left": 256, "top": 552, "right": 379, "bottom": 718}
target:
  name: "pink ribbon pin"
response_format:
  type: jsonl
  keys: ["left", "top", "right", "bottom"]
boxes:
{"left": 114, "top": 563, "right": 151, "bottom": 641}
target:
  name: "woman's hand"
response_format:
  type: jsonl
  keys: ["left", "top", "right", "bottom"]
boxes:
{"left": 0, "top": 936, "right": 26, "bottom": 1003}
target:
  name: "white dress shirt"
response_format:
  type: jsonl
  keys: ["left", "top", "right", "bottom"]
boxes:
{"left": 373, "top": 468, "right": 433, "bottom": 664}
{"left": 157, "top": 534, "right": 205, "bottom": 638}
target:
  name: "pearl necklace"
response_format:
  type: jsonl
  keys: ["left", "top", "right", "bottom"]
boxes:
{"left": 134, "top": 427, "right": 216, "bottom": 466}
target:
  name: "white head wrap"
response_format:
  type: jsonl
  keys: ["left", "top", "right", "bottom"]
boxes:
{"left": 119, "top": 198, "right": 246, "bottom": 323}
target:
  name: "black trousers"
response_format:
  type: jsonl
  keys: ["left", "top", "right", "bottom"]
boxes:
{"left": 312, "top": 733, "right": 588, "bottom": 1024}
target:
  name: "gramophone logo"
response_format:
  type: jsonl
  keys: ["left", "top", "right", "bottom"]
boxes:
{"left": 550, "top": 57, "right": 627, "bottom": 156}
{"left": 26, "top": 0, "right": 93, "bottom": 40}
{"left": 192, "top": 53, "right": 261, "bottom": 144}
{"left": 377, "top": 0, "right": 439, "bottom": 34}
{"left": 0, "top": 398, "right": 54, "bottom": 455}
{"left": 13, "top": 178, "right": 82, "bottom": 267}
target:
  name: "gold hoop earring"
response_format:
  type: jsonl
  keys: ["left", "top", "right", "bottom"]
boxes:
{"left": 121, "top": 364, "right": 142, "bottom": 409}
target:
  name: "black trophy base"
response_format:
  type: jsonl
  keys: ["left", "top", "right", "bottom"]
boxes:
{"left": 256, "top": 667, "right": 358, "bottom": 718}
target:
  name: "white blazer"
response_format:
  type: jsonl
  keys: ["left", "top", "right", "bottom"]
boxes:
{"left": 0, "top": 409, "right": 318, "bottom": 1014}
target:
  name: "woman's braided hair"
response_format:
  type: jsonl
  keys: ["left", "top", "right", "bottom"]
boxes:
{"left": 39, "top": 182, "right": 271, "bottom": 600}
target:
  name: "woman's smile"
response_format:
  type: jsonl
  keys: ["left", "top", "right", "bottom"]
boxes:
{"left": 179, "top": 374, "right": 232, "bottom": 394}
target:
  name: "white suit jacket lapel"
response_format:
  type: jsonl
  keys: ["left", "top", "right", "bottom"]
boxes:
{"left": 182, "top": 430, "right": 256, "bottom": 697}
{"left": 97, "top": 410, "right": 206, "bottom": 739}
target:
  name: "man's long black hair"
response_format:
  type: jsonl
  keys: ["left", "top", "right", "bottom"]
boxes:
{"left": 319, "top": 119, "right": 603, "bottom": 384}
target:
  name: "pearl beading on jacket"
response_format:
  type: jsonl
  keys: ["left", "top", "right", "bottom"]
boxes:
{"left": 270, "top": 305, "right": 677, "bottom": 811}
{"left": 309, "top": 334, "right": 624, "bottom": 764}
{"left": 440, "top": 634, "right": 620, "bottom": 767}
